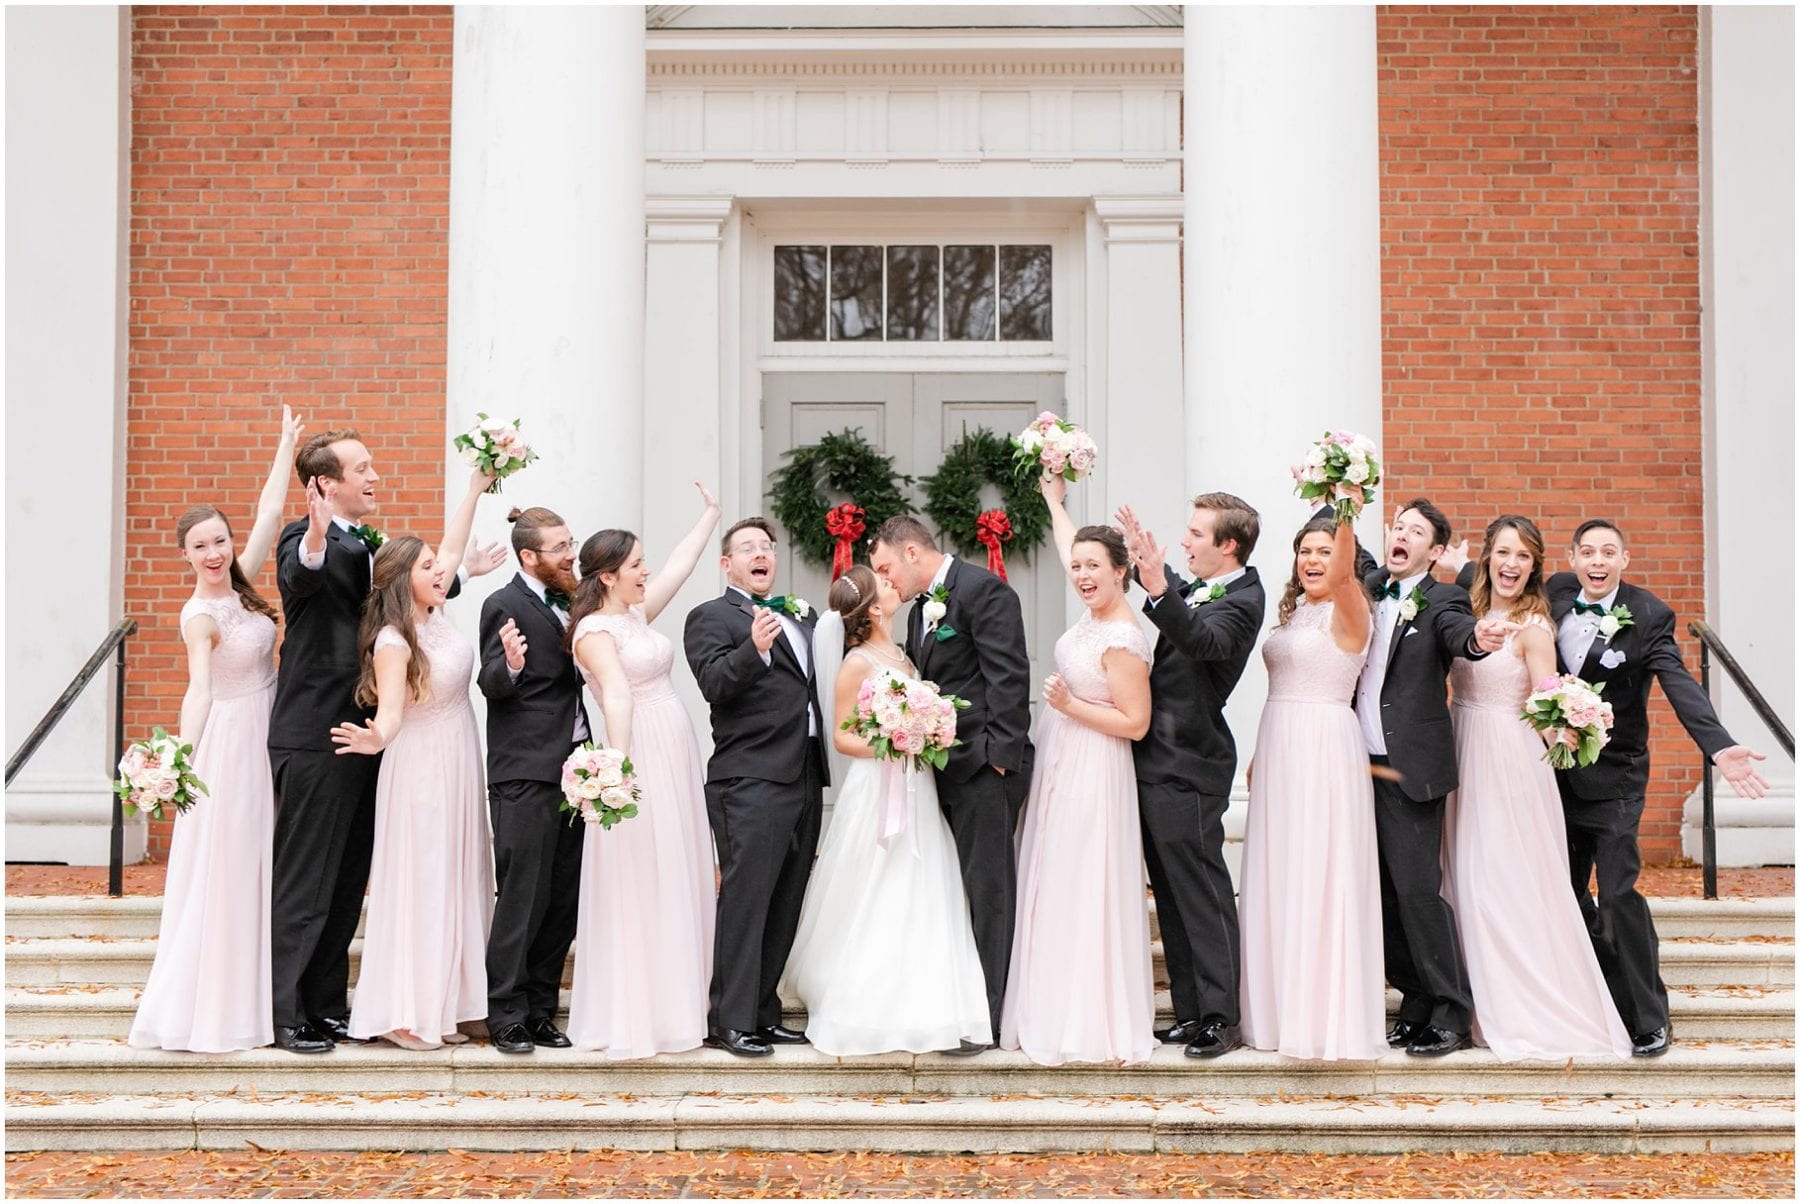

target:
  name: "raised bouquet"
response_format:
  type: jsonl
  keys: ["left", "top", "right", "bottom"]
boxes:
{"left": 454, "top": 413, "right": 538, "bottom": 493}
{"left": 1522, "top": 674, "right": 1615, "bottom": 769}
{"left": 1012, "top": 411, "right": 1098, "bottom": 482}
{"left": 1292, "top": 429, "right": 1381, "bottom": 522}
{"left": 843, "top": 670, "right": 969, "bottom": 772}
{"left": 559, "top": 742, "right": 641, "bottom": 829}
{"left": 114, "top": 728, "right": 208, "bottom": 821}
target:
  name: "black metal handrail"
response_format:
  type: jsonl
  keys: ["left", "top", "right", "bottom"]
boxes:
{"left": 5, "top": 618, "right": 137, "bottom": 896}
{"left": 1688, "top": 621, "right": 1793, "bottom": 900}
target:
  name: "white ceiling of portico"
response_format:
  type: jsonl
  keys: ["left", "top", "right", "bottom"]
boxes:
{"left": 646, "top": 5, "right": 1183, "bottom": 29}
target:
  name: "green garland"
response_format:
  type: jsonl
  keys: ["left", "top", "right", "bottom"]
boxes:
{"left": 920, "top": 427, "right": 1050, "bottom": 564}
{"left": 767, "top": 428, "right": 915, "bottom": 569}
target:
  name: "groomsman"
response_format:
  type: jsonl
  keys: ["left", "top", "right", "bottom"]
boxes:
{"left": 1548, "top": 519, "right": 1768, "bottom": 1057}
{"left": 870, "top": 516, "right": 1034, "bottom": 1052}
{"left": 477, "top": 506, "right": 591, "bottom": 1055}
{"left": 684, "top": 518, "right": 830, "bottom": 1057}
{"left": 1354, "top": 499, "right": 1505, "bottom": 1057}
{"left": 1117, "top": 494, "right": 1266, "bottom": 1059}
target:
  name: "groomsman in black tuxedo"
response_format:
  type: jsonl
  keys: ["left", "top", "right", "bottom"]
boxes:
{"left": 1547, "top": 519, "right": 1768, "bottom": 1057}
{"left": 477, "top": 506, "right": 591, "bottom": 1055}
{"left": 684, "top": 517, "right": 830, "bottom": 1057}
{"left": 870, "top": 516, "right": 1034, "bottom": 1052}
{"left": 1354, "top": 498, "right": 1506, "bottom": 1057}
{"left": 1115, "top": 494, "right": 1266, "bottom": 1059}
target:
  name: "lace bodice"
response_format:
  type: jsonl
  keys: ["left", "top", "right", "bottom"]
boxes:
{"left": 1054, "top": 613, "right": 1152, "bottom": 705}
{"left": 180, "top": 594, "right": 276, "bottom": 699}
{"left": 571, "top": 606, "right": 677, "bottom": 703}
{"left": 1450, "top": 611, "right": 1551, "bottom": 713}
{"left": 1263, "top": 600, "right": 1370, "bottom": 704}
{"left": 375, "top": 612, "right": 474, "bottom": 723}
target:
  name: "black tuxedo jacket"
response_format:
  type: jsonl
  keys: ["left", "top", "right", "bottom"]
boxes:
{"left": 1313, "top": 504, "right": 1381, "bottom": 583}
{"left": 1546, "top": 573, "right": 1733, "bottom": 802}
{"left": 1133, "top": 566, "right": 1266, "bottom": 796}
{"left": 1358, "top": 568, "right": 1482, "bottom": 802}
{"left": 904, "top": 558, "right": 1034, "bottom": 783}
{"left": 477, "top": 573, "right": 592, "bottom": 786}
{"left": 683, "top": 590, "right": 830, "bottom": 787}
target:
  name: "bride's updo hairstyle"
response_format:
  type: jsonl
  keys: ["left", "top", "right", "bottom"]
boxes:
{"left": 829, "top": 564, "right": 879, "bottom": 649}
{"left": 565, "top": 528, "right": 639, "bottom": 651}
{"left": 1072, "top": 524, "right": 1131, "bottom": 592}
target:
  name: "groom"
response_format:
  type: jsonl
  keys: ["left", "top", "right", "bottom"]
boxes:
{"left": 684, "top": 517, "right": 830, "bottom": 1057}
{"left": 870, "top": 516, "right": 1033, "bottom": 1051}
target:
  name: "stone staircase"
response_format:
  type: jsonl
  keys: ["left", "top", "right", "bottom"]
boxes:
{"left": 5, "top": 893, "right": 1793, "bottom": 1154}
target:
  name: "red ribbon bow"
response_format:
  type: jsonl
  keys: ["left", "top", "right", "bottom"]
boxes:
{"left": 824, "top": 502, "right": 866, "bottom": 581}
{"left": 975, "top": 508, "right": 1013, "bottom": 582}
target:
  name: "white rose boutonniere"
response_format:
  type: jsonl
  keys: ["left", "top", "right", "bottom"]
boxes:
{"left": 922, "top": 584, "right": 957, "bottom": 641}
{"left": 1597, "top": 605, "right": 1633, "bottom": 643}
{"left": 790, "top": 596, "right": 812, "bottom": 619}
{"left": 1187, "top": 583, "right": 1227, "bottom": 610}
{"left": 1399, "top": 586, "right": 1429, "bottom": 624}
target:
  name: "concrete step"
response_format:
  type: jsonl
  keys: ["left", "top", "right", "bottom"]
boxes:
{"left": 9, "top": 892, "right": 1789, "bottom": 942}
{"left": 5, "top": 1090, "right": 1791, "bottom": 1155}
{"left": 5, "top": 1037, "right": 1792, "bottom": 1100}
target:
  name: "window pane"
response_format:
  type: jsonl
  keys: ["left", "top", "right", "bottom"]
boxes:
{"left": 999, "top": 245, "right": 1052, "bottom": 341}
{"left": 886, "top": 245, "right": 939, "bottom": 341}
{"left": 943, "top": 245, "right": 996, "bottom": 341}
{"left": 773, "top": 246, "right": 826, "bottom": 341}
{"left": 830, "top": 245, "right": 884, "bottom": 340}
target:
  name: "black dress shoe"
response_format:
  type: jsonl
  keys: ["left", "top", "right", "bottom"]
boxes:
{"left": 1405, "top": 1025, "right": 1471, "bottom": 1057}
{"left": 759, "top": 1024, "right": 808, "bottom": 1045}
{"left": 1156, "top": 1019, "right": 1205, "bottom": 1045}
{"left": 273, "top": 1024, "right": 334, "bottom": 1054}
{"left": 491, "top": 1022, "right": 535, "bottom": 1054}
{"left": 942, "top": 1040, "right": 996, "bottom": 1057}
{"left": 309, "top": 1016, "right": 372, "bottom": 1045}
{"left": 705, "top": 1029, "right": 772, "bottom": 1057}
{"left": 1630, "top": 1027, "right": 1672, "bottom": 1058}
{"left": 1386, "top": 1019, "right": 1427, "bottom": 1049}
{"left": 1183, "top": 1021, "right": 1242, "bottom": 1059}
{"left": 527, "top": 1017, "right": 572, "bottom": 1048}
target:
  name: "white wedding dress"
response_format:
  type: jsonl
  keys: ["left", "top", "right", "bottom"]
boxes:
{"left": 779, "top": 648, "right": 992, "bottom": 1055}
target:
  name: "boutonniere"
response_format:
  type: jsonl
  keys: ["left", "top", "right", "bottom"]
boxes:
{"left": 922, "top": 584, "right": 957, "bottom": 641}
{"left": 1398, "top": 586, "right": 1429, "bottom": 624}
{"left": 752, "top": 594, "right": 810, "bottom": 619}
{"left": 1597, "top": 605, "right": 1633, "bottom": 644}
{"left": 351, "top": 523, "right": 385, "bottom": 553}
{"left": 1187, "top": 583, "right": 1227, "bottom": 610}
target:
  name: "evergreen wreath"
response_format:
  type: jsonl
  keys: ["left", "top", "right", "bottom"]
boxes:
{"left": 767, "top": 428, "right": 915, "bottom": 569}
{"left": 920, "top": 427, "right": 1051, "bottom": 566}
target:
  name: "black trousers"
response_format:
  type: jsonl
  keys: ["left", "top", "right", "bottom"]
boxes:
{"left": 485, "top": 777, "right": 585, "bottom": 1031}
{"left": 704, "top": 746, "right": 824, "bottom": 1034}
{"left": 1139, "top": 781, "right": 1239, "bottom": 1026}
{"left": 269, "top": 746, "right": 379, "bottom": 1029}
{"left": 1371, "top": 758, "right": 1473, "bottom": 1033}
{"left": 939, "top": 764, "right": 1018, "bottom": 1037}
{"left": 1562, "top": 791, "right": 1667, "bottom": 1035}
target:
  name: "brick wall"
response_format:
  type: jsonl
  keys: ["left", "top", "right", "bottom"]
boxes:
{"left": 1378, "top": 5, "right": 1703, "bottom": 859}
{"left": 128, "top": 5, "right": 454, "bottom": 855}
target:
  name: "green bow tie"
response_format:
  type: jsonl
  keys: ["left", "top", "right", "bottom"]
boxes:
{"left": 1379, "top": 580, "right": 1403, "bottom": 600}
{"left": 351, "top": 524, "right": 384, "bottom": 553}
{"left": 543, "top": 589, "right": 572, "bottom": 611}
{"left": 752, "top": 594, "right": 790, "bottom": 613}
{"left": 1572, "top": 600, "right": 1608, "bottom": 616}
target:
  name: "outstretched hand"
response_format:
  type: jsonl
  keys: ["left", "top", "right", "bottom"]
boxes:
{"left": 1439, "top": 538, "right": 1471, "bottom": 577}
{"left": 1038, "top": 472, "right": 1066, "bottom": 507}
{"left": 281, "top": 405, "right": 305, "bottom": 447}
{"left": 1713, "top": 745, "right": 1770, "bottom": 799}
{"left": 330, "top": 720, "right": 384, "bottom": 756}
{"left": 465, "top": 538, "right": 508, "bottom": 578}
{"left": 696, "top": 481, "right": 719, "bottom": 511}
{"left": 1472, "top": 616, "right": 1510, "bottom": 653}
{"left": 304, "top": 478, "right": 333, "bottom": 545}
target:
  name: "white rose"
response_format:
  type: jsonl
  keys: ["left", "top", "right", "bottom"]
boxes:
{"left": 1345, "top": 459, "right": 1369, "bottom": 485}
{"left": 595, "top": 765, "right": 624, "bottom": 789}
{"left": 600, "top": 786, "right": 634, "bottom": 811}
{"left": 791, "top": 597, "right": 811, "bottom": 618}
{"left": 1597, "top": 615, "right": 1621, "bottom": 639}
{"left": 1305, "top": 445, "right": 1328, "bottom": 470}
{"left": 576, "top": 776, "right": 605, "bottom": 800}
{"left": 1399, "top": 598, "right": 1419, "bottom": 623}
{"left": 1019, "top": 429, "right": 1045, "bottom": 454}
{"left": 922, "top": 599, "right": 947, "bottom": 629}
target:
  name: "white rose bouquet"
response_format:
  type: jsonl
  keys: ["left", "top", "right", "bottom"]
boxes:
{"left": 843, "top": 670, "right": 969, "bottom": 772}
{"left": 1292, "top": 429, "right": 1381, "bottom": 523}
{"left": 113, "top": 728, "right": 208, "bottom": 822}
{"left": 1012, "top": 411, "right": 1099, "bottom": 482}
{"left": 1522, "top": 674, "right": 1616, "bottom": 770}
{"left": 558, "top": 742, "right": 641, "bottom": 829}
{"left": 453, "top": 413, "right": 539, "bottom": 494}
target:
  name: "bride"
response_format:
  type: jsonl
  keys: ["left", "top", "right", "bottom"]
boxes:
{"left": 779, "top": 563, "right": 991, "bottom": 1055}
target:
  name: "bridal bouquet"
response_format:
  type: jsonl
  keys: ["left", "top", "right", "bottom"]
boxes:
{"left": 844, "top": 671, "right": 969, "bottom": 772}
{"left": 1292, "top": 429, "right": 1381, "bottom": 522}
{"left": 454, "top": 413, "right": 538, "bottom": 493}
{"left": 114, "top": 728, "right": 208, "bottom": 822}
{"left": 1522, "top": 674, "right": 1615, "bottom": 769}
{"left": 559, "top": 742, "right": 641, "bottom": 829}
{"left": 1012, "top": 411, "right": 1099, "bottom": 482}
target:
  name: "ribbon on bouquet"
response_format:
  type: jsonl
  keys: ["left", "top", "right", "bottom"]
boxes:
{"left": 975, "top": 508, "right": 1013, "bottom": 583}
{"left": 876, "top": 758, "right": 923, "bottom": 860}
{"left": 824, "top": 502, "right": 866, "bottom": 582}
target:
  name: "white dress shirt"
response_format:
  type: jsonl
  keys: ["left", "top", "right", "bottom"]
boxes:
{"left": 730, "top": 585, "right": 815, "bottom": 734}
{"left": 514, "top": 572, "right": 589, "bottom": 743}
{"left": 1557, "top": 585, "right": 1620, "bottom": 674}
{"left": 298, "top": 515, "right": 467, "bottom": 589}
{"left": 1150, "top": 563, "right": 1247, "bottom": 609}
{"left": 1356, "top": 569, "right": 1429, "bottom": 755}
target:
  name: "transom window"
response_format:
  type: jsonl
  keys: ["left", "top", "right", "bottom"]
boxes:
{"left": 774, "top": 244, "right": 1052, "bottom": 343}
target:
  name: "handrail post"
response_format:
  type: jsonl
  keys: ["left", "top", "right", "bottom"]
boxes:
{"left": 109, "top": 629, "right": 129, "bottom": 898}
{"left": 1699, "top": 641, "right": 1717, "bottom": 901}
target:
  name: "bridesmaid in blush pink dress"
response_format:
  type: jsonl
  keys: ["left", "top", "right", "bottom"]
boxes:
{"left": 333, "top": 469, "right": 496, "bottom": 1050}
{"left": 1238, "top": 513, "right": 1388, "bottom": 1062}
{"left": 131, "top": 410, "right": 300, "bottom": 1053}
{"left": 1000, "top": 477, "right": 1156, "bottom": 1066}
{"left": 565, "top": 485, "right": 721, "bottom": 1059}
{"left": 1444, "top": 516, "right": 1631, "bottom": 1060}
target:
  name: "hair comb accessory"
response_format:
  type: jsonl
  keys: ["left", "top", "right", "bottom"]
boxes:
{"left": 843, "top": 578, "right": 861, "bottom": 601}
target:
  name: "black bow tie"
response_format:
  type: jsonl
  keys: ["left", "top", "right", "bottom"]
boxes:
{"left": 1572, "top": 600, "right": 1607, "bottom": 617}
{"left": 1380, "top": 580, "right": 1403, "bottom": 600}
{"left": 543, "top": 589, "right": 571, "bottom": 611}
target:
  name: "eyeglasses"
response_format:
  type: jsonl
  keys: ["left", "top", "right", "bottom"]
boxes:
{"left": 530, "top": 540, "right": 576, "bottom": 557}
{"left": 729, "top": 540, "right": 777, "bottom": 556}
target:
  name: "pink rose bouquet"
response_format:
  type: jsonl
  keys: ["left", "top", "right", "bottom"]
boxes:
{"left": 454, "top": 413, "right": 538, "bottom": 493}
{"left": 1292, "top": 429, "right": 1381, "bottom": 522}
{"left": 1012, "top": 411, "right": 1099, "bottom": 483}
{"left": 558, "top": 742, "right": 641, "bottom": 829}
{"left": 843, "top": 670, "right": 970, "bottom": 772}
{"left": 1522, "top": 674, "right": 1615, "bottom": 769}
{"left": 113, "top": 727, "right": 208, "bottom": 821}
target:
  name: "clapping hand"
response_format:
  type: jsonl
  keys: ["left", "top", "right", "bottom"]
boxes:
{"left": 330, "top": 719, "right": 385, "bottom": 756}
{"left": 499, "top": 617, "right": 528, "bottom": 672}
{"left": 1713, "top": 745, "right": 1770, "bottom": 799}
{"left": 750, "top": 607, "right": 783, "bottom": 654}
{"left": 465, "top": 537, "right": 508, "bottom": 578}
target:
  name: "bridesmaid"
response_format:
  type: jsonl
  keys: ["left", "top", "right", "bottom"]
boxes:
{"left": 1001, "top": 474, "right": 1155, "bottom": 1066}
{"left": 331, "top": 466, "right": 496, "bottom": 1050}
{"left": 565, "top": 484, "right": 721, "bottom": 1059}
{"left": 130, "top": 408, "right": 301, "bottom": 1053}
{"left": 1444, "top": 516, "right": 1632, "bottom": 1060}
{"left": 1237, "top": 513, "right": 1388, "bottom": 1061}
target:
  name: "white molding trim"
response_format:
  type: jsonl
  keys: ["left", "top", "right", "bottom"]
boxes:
{"left": 646, "top": 194, "right": 735, "bottom": 241}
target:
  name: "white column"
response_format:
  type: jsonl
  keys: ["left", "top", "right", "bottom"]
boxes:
{"left": 4, "top": 8, "right": 137, "bottom": 865}
{"left": 1182, "top": 7, "right": 1383, "bottom": 873}
{"left": 1689, "top": 5, "right": 1795, "bottom": 863}
{"left": 446, "top": 5, "right": 646, "bottom": 660}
